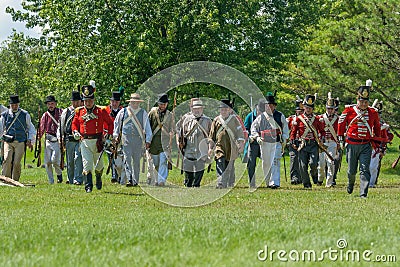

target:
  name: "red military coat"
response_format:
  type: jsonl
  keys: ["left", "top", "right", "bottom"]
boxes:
{"left": 72, "top": 106, "right": 114, "bottom": 136}
{"left": 290, "top": 113, "right": 325, "bottom": 141}
{"left": 316, "top": 113, "right": 339, "bottom": 143}
{"left": 337, "top": 105, "right": 380, "bottom": 145}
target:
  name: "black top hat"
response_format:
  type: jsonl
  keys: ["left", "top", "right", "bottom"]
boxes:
{"left": 44, "top": 95, "right": 57, "bottom": 104}
{"left": 357, "top": 86, "right": 370, "bottom": 100}
{"left": 303, "top": 94, "right": 316, "bottom": 108}
{"left": 265, "top": 91, "right": 277, "bottom": 105}
{"left": 81, "top": 85, "right": 95, "bottom": 100}
{"left": 110, "top": 91, "right": 121, "bottom": 101}
{"left": 71, "top": 91, "right": 82, "bottom": 101}
{"left": 219, "top": 99, "right": 233, "bottom": 109}
{"left": 9, "top": 95, "right": 20, "bottom": 104}
{"left": 157, "top": 94, "right": 169, "bottom": 104}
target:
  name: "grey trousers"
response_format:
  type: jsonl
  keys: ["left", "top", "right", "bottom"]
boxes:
{"left": 346, "top": 143, "right": 372, "bottom": 197}
{"left": 289, "top": 144, "right": 301, "bottom": 183}
{"left": 298, "top": 140, "right": 319, "bottom": 188}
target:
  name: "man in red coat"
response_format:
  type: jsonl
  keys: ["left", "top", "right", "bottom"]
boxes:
{"left": 290, "top": 94, "right": 325, "bottom": 188}
{"left": 72, "top": 85, "right": 114, "bottom": 193}
{"left": 338, "top": 80, "right": 381, "bottom": 198}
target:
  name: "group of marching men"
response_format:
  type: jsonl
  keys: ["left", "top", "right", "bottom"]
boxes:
{"left": 0, "top": 79, "right": 393, "bottom": 196}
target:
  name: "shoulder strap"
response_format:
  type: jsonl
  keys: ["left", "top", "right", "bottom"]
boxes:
{"left": 298, "top": 115, "right": 316, "bottom": 139}
{"left": 322, "top": 114, "right": 338, "bottom": 142}
{"left": 262, "top": 112, "right": 282, "bottom": 132}
{"left": 46, "top": 111, "right": 59, "bottom": 127}
{"left": 5, "top": 110, "right": 22, "bottom": 133}
{"left": 125, "top": 107, "right": 145, "bottom": 141}
{"left": 351, "top": 106, "right": 372, "bottom": 135}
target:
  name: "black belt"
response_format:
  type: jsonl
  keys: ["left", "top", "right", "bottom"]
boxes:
{"left": 347, "top": 137, "right": 370, "bottom": 143}
{"left": 83, "top": 133, "right": 102, "bottom": 139}
{"left": 67, "top": 136, "right": 78, "bottom": 142}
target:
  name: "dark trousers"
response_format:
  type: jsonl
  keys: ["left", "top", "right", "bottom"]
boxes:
{"left": 185, "top": 170, "right": 205, "bottom": 187}
{"left": 216, "top": 157, "right": 234, "bottom": 188}
{"left": 346, "top": 143, "right": 372, "bottom": 197}
{"left": 289, "top": 144, "right": 301, "bottom": 184}
{"left": 298, "top": 140, "right": 319, "bottom": 188}
{"left": 247, "top": 141, "right": 261, "bottom": 187}
{"left": 107, "top": 152, "right": 117, "bottom": 180}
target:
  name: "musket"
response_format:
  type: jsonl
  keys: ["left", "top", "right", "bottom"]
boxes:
{"left": 59, "top": 111, "right": 65, "bottom": 170}
{"left": 300, "top": 116, "right": 335, "bottom": 162}
{"left": 281, "top": 142, "right": 287, "bottom": 182}
{"left": 33, "top": 104, "right": 42, "bottom": 167}
{"left": 167, "top": 91, "right": 177, "bottom": 170}
{"left": 95, "top": 147, "right": 106, "bottom": 170}
{"left": 392, "top": 145, "right": 400, "bottom": 169}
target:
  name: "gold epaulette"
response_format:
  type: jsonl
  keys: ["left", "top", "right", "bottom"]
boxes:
{"left": 74, "top": 106, "right": 84, "bottom": 113}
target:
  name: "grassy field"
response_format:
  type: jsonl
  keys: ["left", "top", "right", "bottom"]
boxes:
{"left": 1, "top": 138, "right": 399, "bottom": 267}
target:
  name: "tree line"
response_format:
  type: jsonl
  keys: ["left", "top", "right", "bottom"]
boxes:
{"left": 1, "top": 0, "right": 399, "bottom": 126}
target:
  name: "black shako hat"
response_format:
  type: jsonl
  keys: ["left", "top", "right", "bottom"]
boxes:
{"left": 303, "top": 94, "right": 317, "bottom": 108}
{"left": 81, "top": 85, "right": 95, "bottom": 100}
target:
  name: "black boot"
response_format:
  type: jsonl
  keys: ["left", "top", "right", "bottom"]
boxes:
{"left": 57, "top": 174, "right": 63, "bottom": 183}
{"left": 95, "top": 171, "right": 103, "bottom": 190}
{"left": 85, "top": 172, "right": 93, "bottom": 193}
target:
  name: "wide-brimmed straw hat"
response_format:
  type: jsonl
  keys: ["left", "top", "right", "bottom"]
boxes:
{"left": 126, "top": 93, "right": 144, "bottom": 102}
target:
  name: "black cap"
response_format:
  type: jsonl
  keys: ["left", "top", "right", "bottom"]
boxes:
{"left": 82, "top": 85, "right": 95, "bottom": 100}
{"left": 71, "top": 91, "right": 82, "bottom": 101}
{"left": 44, "top": 95, "right": 57, "bottom": 104}
{"left": 157, "top": 93, "right": 169, "bottom": 104}
{"left": 9, "top": 95, "right": 20, "bottom": 104}
{"left": 110, "top": 91, "right": 121, "bottom": 101}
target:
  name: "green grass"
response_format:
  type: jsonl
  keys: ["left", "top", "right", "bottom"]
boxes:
{"left": 1, "top": 139, "right": 399, "bottom": 267}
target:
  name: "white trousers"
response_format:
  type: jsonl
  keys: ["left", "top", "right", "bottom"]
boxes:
{"left": 369, "top": 151, "right": 380, "bottom": 187}
{"left": 260, "top": 142, "right": 277, "bottom": 186}
{"left": 80, "top": 139, "right": 104, "bottom": 175}
{"left": 317, "top": 140, "right": 337, "bottom": 187}
{"left": 44, "top": 140, "right": 62, "bottom": 184}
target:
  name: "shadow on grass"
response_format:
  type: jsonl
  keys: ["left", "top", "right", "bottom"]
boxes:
{"left": 103, "top": 191, "right": 146, "bottom": 196}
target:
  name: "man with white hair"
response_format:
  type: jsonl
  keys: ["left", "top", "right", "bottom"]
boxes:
{"left": 113, "top": 93, "right": 152, "bottom": 186}
{"left": 179, "top": 99, "right": 212, "bottom": 187}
